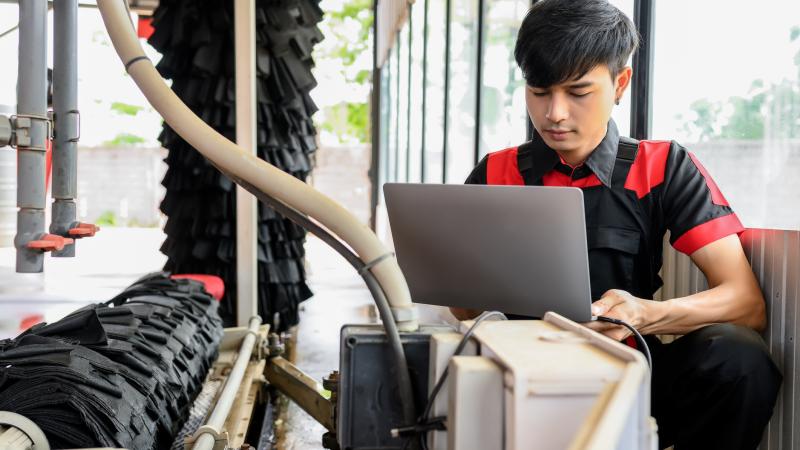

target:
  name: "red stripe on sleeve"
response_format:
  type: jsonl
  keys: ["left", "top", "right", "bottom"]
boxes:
{"left": 137, "top": 16, "right": 155, "bottom": 40}
{"left": 487, "top": 147, "right": 525, "bottom": 185}
{"left": 672, "top": 213, "right": 745, "bottom": 255}
{"left": 688, "top": 153, "right": 729, "bottom": 206}
{"left": 624, "top": 141, "right": 671, "bottom": 198}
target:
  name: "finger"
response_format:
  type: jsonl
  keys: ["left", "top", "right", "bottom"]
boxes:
{"left": 583, "top": 321, "right": 622, "bottom": 333}
{"left": 592, "top": 290, "right": 631, "bottom": 316}
{"left": 604, "top": 327, "right": 631, "bottom": 341}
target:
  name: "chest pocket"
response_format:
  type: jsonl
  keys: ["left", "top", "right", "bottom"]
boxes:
{"left": 587, "top": 226, "right": 641, "bottom": 300}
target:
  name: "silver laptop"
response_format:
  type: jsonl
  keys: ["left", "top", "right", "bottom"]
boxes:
{"left": 383, "top": 183, "right": 593, "bottom": 322}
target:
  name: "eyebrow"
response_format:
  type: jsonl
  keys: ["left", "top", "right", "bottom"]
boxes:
{"left": 565, "top": 81, "right": 594, "bottom": 89}
{"left": 529, "top": 81, "right": 595, "bottom": 91}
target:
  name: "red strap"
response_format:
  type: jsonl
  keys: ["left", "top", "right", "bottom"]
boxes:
{"left": 19, "top": 314, "right": 44, "bottom": 332}
{"left": 171, "top": 274, "right": 225, "bottom": 301}
{"left": 137, "top": 16, "right": 155, "bottom": 39}
{"left": 486, "top": 147, "right": 525, "bottom": 185}
{"left": 625, "top": 336, "right": 638, "bottom": 349}
{"left": 624, "top": 140, "right": 671, "bottom": 199}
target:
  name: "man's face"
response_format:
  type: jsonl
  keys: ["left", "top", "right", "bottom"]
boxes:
{"left": 525, "top": 64, "right": 631, "bottom": 156}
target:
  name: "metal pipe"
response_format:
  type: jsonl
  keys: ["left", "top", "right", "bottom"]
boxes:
{"left": 234, "top": 0, "right": 258, "bottom": 326}
{"left": 193, "top": 315, "right": 262, "bottom": 450}
{"left": 14, "top": 0, "right": 49, "bottom": 273}
{"left": 50, "top": 0, "right": 79, "bottom": 257}
{"left": 96, "top": 0, "right": 418, "bottom": 331}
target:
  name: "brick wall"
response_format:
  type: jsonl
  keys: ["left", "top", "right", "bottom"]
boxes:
{"left": 75, "top": 146, "right": 167, "bottom": 227}
{"left": 309, "top": 144, "right": 372, "bottom": 226}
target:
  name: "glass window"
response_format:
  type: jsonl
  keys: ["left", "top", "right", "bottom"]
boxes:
{"left": 408, "top": 1, "right": 425, "bottom": 183}
{"left": 423, "top": 0, "right": 446, "bottom": 183}
{"left": 379, "top": 55, "right": 392, "bottom": 189}
{"left": 608, "top": 0, "right": 633, "bottom": 138}
{"left": 396, "top": 21, "right": 411, "bottom": 182}
{"left": 479, "top": 0, "right": 529, "bottom": 158}
{"left": 386, "top": 41, "right": 399, "bottom": 183}
{"left": 652, "top": 0, "right": 800, "bottom": 230}
{"left": 446, "top": 0, "right": 480, "bottom": 183}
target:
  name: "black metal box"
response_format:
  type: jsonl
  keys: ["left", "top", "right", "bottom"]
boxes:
{"left": 337, "top": 324, "right": 453, "bottom": 450}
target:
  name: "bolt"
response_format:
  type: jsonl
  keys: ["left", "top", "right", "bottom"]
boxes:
{"left": 323, "top": 370, "right": 339, "bottom": 392}
{"left": 321, "top": 431, "right": 340, "bottom": 449}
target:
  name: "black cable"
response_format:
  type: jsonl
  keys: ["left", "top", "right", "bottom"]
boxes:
{"left": 395, "top": 311, "right": 507, "bottom": 449}
{"left": 219, "top": 172, "right": 419, "bottom": 434}
{"left": 595, "top": 316, "right": 652, "bottom": 370}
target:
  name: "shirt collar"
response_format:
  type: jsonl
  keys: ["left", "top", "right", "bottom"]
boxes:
{"left": 525, "top": 119, "right": 620, "bottom": 187}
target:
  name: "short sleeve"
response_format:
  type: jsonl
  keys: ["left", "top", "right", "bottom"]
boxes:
{"left": 661, "top": 143, "right": 744, "bottom": 255}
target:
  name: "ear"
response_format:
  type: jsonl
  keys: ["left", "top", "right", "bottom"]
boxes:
{"left": 615, "top": 66, "right": 633, "bottom": 101}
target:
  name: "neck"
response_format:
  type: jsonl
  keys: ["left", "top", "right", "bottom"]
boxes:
{"left": 554, "top": 127, "right": 607, "bottom": 166}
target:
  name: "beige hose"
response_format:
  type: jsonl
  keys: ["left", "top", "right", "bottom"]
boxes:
{"left": 95, "top": 0, "right": 418, "bottom": 330}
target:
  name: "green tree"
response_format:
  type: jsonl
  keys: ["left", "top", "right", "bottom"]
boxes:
{"left": 314, "top": 0, "right": 373, "bottom": 144}
{"left": 678, "top": 26, "right": 800, "bottom": 141}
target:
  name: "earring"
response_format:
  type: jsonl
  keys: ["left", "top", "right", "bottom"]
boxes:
{"left": 615, "top": 98, "right": 620, "bottom": 105}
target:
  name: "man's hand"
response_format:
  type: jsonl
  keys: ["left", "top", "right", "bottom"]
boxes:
{"left": 583, "top": 289, "right": 662, "bottom": 341}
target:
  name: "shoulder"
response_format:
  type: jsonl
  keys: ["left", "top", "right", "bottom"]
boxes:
{"left": 465, "top": 145, "right": 523, "bottom": 185}
{"left": 624, "top": 139, "right": 674, "bottom": 198}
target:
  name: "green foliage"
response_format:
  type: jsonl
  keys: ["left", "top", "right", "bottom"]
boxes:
{"left": 718, "top": 93, "right": 767, "bottom": 139}
{"left": 96, "top": 210, "right": 118, "bottom": 227}
{"left": 110, "top": 101, "right": 144, "bottom": 116}
{"left": 326, "top": 0, "right": 373, "bottom": 73}
{"left": 320, "top": 102, "right": 370, "bottom": 143}
{"left": 678, "top": 26, "right": 800, "bottom": 141}
{"left": 104, "top": 133, "right": 146, "bottom": 147}
{"left": 315, "top": 0, "right": 373, "bottom": 144}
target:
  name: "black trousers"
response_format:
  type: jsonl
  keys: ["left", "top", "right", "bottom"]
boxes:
{"left": 647, "top": 324, "right": 782, "bottom": 450}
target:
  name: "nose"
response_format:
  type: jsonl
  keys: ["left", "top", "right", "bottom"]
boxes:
{"left": 545, "top": 92, "right": 569, "bottom": 124}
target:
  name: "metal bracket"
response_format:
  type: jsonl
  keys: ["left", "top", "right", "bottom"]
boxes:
{"left": 0, "top": 115, "right": 11, "bottom": 147}
{"left": 67, "top": 109, "right": 80, "bottom": 142}
{"left": 52, "top": 109, "right": 80, "bottom": 142}
{"left": 264, "top": 356, "right": 335, "bottom": 431}
{"left": 185, "top": 426, "right": 229, "bottom": 450}
{"left": 10, "top": 113, "right": 51, "bottom": 150}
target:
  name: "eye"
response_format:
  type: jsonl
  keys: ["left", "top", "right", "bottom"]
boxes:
{"left": 531, "top": 91, "right": 549, "bottom": 97}
{"left": 570, "top": 91, "right": 590, "bottom": 98}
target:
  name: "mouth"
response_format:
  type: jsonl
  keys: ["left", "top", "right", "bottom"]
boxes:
{"left": 544, "top": 129, "right": 572, "bottom": 140}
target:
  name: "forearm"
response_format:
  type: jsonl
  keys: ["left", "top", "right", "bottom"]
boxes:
{"left": 642, "top": 281, "right": 766, "bottom": 335}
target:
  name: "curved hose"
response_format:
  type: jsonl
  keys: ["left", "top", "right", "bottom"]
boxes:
{"left": 235, "top": 176, "right": 418, "bottom": 425}
{"left": 95, "top": 0, "right": 418, "bottom": 331}
{"left": 95, "top": 0, "right": 419, "bottom": 433}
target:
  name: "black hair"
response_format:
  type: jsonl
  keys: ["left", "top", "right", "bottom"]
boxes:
{"left": 514, "top": 0, "right": 639, "bottom": 88}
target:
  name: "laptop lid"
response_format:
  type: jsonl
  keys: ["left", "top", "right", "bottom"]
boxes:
{"left": 383, "top": 183, "right": 593, "bottom": 322}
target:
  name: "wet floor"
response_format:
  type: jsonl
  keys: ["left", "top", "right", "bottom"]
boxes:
{"left": 0, "top": 227, "right": 168, "bottom": 338}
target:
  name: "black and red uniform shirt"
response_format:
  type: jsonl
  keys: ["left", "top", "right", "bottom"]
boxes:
{"left": 465, "top": 120, "right": 744, "bottom": 302}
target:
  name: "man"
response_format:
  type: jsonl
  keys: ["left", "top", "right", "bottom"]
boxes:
{"left": 451, "top": 1, "right": 782, "bottom": 449}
